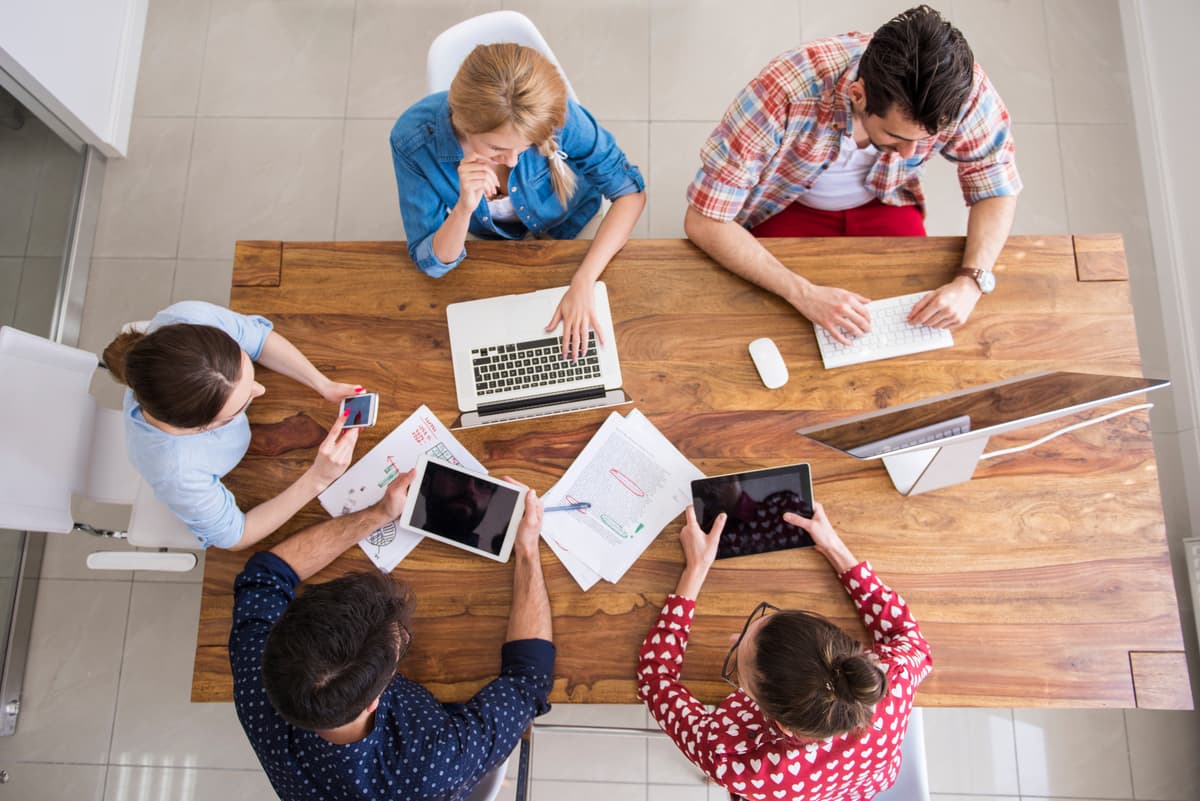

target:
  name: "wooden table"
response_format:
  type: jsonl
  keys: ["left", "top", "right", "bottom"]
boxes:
{"left": 192, "top": 235, "right": 1191, "bottom": 710}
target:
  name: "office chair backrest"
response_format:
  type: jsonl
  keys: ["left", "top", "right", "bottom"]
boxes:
{"left": 426, "top": 11, "right": 577, "bottom": 100}
{"left": 0, "top": 326, "right": 138, "bottom": 533}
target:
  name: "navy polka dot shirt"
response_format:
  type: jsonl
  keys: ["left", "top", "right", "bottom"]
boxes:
{"left": 230, "top": 552, "right": 556, "bottom": 801}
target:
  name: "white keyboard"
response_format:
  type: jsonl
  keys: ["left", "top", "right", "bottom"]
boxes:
{"left": 814, "top": 291, "right": 954, "bottom": 369}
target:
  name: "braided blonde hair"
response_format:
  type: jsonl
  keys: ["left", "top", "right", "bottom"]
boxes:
{"left": 448, "top": 43, "right": 576, "bottom": 206}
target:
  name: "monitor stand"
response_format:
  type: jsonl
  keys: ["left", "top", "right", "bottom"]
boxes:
{"left": 881, "top": 436, "right": 990, "bottom": 496}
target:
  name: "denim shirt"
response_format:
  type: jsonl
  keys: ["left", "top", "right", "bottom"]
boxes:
{"left": 390, "top": 92, "right": 645, "bottom": 277}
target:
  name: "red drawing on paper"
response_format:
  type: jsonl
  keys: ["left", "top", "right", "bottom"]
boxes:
{"left": 564, "top": 494, "right": 590, "bottom": 515}
{"left": 608, "top": 469, "right": 645, "bottom": 497}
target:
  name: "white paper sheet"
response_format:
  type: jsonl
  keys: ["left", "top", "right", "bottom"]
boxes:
{"left": 542, "top": 409, "right": 702, "bottom": 588}
{"left": 318, "top": 405, "right": 486, "bottom": 572}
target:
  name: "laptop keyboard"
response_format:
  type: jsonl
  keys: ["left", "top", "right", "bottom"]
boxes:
{"left": 472, "top": 332, "right": 601, "bottom": 397}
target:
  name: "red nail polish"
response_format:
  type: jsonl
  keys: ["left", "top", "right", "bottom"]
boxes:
{"left": 355, "top": 386, "right": 364, "bottom": 393}
{"left": 343, "top": 409, "right": 351, "bottom": 417}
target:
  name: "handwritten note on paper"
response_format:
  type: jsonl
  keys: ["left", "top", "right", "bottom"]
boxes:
{"left": 542, "top": 409, "right": 702, "bottom": 588}
{"left": 318, "top": 405, "right": 486, "bottom": 572}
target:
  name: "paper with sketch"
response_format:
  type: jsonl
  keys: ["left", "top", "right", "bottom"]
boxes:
{"left": 542, "top": 409, "right": 702, "bottom": 587}
{"left": 318, "top": 405, "right": 486, "bottom": 572}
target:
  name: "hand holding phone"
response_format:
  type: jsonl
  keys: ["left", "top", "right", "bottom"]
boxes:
{"left": 338, "top": 392, "right": 379, "bottom": 429}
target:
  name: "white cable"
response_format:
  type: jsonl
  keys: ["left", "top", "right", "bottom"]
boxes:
{"left": 978, "top": 402, "right": 1154, "bottom": 461}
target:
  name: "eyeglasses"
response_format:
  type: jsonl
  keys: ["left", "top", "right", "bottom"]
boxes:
{"left": 721, "top": 602, "right": 779, "bottom": 690}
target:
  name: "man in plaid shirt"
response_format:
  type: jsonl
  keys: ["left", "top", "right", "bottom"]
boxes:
{"left": 684, "top": 6, "right": 1021, "bottom": 345}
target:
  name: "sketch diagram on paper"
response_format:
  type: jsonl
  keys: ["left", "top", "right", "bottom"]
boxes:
{"left": 318, "top": 405, "right": 487, "bottom": 573}
{"left": 367, "top": 522, "right": 398, "bottom": 558}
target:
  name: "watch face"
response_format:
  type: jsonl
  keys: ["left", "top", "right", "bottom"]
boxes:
{"left": 978, "top": 270, "right": 996, "bottom": 294}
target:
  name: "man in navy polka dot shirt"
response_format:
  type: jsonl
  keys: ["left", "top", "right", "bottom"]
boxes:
{"left": 229, "top": 469, "right": 555, "bottom": 801}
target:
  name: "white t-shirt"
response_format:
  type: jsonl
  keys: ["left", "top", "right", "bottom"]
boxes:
{"left": 486, "top": 194, "right": 520, "bottom": 223}
{"left": 796, "top": 135, "right": 880, "bottom": 211}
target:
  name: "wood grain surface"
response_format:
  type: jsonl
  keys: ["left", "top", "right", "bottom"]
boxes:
{"left": 192, "top": 236, "right": 1189, "bottom": 710}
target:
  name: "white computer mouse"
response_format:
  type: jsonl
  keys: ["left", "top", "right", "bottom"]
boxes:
{"left": 748, "top": 337, "right": 789, "bottom": 389}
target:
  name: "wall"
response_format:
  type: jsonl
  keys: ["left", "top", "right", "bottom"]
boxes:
{"left": 1120, "top": 0, "right": 1200, "bottom": 700}
{"left": 0, "top": 0, "right": 147, "bottom": 157}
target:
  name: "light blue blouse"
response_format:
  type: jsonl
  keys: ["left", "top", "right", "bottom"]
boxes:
{"left": 122, "top": 301, "right": 273, "bottom": 549}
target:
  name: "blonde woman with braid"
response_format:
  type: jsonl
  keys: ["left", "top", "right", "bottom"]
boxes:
{"left": 390, "top": 43, "right": 646, "bottom": 359}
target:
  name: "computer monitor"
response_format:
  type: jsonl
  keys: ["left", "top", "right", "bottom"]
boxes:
{"left": 798, "top": 371, "right": 1170, "bottom": 496}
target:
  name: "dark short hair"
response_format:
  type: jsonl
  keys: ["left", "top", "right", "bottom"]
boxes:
{"left": 102, "top": 324, "right": 243, "bottom": 428}
{"left": 262, "top": 571, "right": 414, "bottom": 730}
{"left": 751, "top": 610, "right": 887, "bottom": 739}
{"left": 858, "top": 5, "right": 975, "bottom": 134}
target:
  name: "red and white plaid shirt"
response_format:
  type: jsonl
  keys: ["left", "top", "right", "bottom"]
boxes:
{"left": 638, "top": 562, "right": 933, "bottom": 801}
{"left": 687, "top": 34, "right": 1022, "bottom": 227}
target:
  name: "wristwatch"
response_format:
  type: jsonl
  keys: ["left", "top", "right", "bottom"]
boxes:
{"left": 956, "top": 267, "right": 996, "bottom": 294}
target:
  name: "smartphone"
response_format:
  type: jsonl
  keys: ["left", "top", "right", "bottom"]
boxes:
{"left": 338, "top": 392, "right": 379, "bottom": 429}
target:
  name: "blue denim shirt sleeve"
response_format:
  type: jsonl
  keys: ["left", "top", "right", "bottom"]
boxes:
{"left": 390, "top": 119, "right": 467, "bottom": 278}
{"left": 558, "top": 99, "right": 645, "bottom": 201}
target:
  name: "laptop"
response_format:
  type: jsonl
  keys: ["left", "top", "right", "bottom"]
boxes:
{"left": 446, "top": 282, "right": 628, "bottom": 428}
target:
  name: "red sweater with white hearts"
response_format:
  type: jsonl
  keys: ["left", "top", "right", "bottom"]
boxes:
{"left": 637, "top": 562, "right": 932, "bottom": 801}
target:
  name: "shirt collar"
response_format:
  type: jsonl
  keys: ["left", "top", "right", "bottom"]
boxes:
{"left": 433, "top": 98, "right": 464, "bottom": 163}
{"left": 828, "top": 57, "right": 860, "bottom": 139}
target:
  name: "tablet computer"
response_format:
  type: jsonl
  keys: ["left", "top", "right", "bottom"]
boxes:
{"left": 691, "top": 463, "right": 815, "bottom": 560}
{"left": 400, "top": 456, "right": 525, "bottom": 563}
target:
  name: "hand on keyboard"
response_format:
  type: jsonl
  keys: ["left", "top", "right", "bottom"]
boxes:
{"left": 795, "top": 284, "right": 872, "bottom": 346}
{"left": 546, "top": 279, "right": 605, "bottom": 361}
{"left": 907, "top": 277, "right": 982, "bottom": 329}
{"left": 814, "top": 292, "right": 954, "bottom": 369}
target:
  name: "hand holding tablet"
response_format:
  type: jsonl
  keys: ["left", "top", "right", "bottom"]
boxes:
{"left": 400, "top": 456, "right": 528, "bottom": 562}
{"left": 691, "top": 463, "right": 815, "bottom": 560}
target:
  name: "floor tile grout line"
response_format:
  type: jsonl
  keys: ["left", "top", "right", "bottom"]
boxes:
{"left": 329, "top": 0, "right": 359, "bottom": 239}
{"left": 1006, "top": 707, "right": 1022, "bottom": 797}
{"left": 1121, "top": 708, "right": 1137, "bottom": 800}
{"left": 99, "top": 580, "right": 135, "bottom": 798}
{"left": 169, "top": 0, "right": 217, "bottom": 274}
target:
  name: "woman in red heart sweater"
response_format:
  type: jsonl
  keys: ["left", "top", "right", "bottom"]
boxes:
{"left": 637, "top": 502, "right": 932, "bottom": 801}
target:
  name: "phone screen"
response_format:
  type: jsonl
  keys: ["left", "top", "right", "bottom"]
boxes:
{"left": 692, "top": 464, "right": 814, "bottom": 559}
{"left": 341, "top": 394, "right": 376, "bottom": 428}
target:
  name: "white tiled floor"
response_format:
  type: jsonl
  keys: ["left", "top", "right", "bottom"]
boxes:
{"left": 4, "top": 1, "right": 1200, "bottom": 800}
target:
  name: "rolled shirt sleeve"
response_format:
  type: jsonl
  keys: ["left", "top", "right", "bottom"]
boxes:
{"left": 391, "top": 141, "right": 467, "bottom": 277}
{"left": 686, "top": 73, "right": 788, "bottom": 224}
{"left": 559, "top": 99, "right": 645, "bottom": 201}
{"left": 942, "top": 65, "right": 1022, "bottom": 205}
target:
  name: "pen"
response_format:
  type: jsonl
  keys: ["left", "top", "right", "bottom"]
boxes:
{"left": 544, "top": 502, "right": 591, "bottom": 513}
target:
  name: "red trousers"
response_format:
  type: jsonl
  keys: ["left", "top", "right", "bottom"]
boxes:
{"left": 749, "top": 198, "right": 926, "bottom": 238}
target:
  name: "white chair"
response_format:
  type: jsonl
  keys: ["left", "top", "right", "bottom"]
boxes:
{"left": 873, "top": 707, "right": 930, "bottom": 801}
{"left": 0, "top": 325, "right": 198, "bottom": 572}
{"left": 425, "top": 10, "right": 577, "bottom": 100}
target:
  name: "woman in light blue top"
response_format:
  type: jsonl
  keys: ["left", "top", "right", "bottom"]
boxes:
{"left": 102, "top": 301, "right": 362, "bottom": 550}
{"left": 390, "top": 42, "right": 646, "bottom": 359}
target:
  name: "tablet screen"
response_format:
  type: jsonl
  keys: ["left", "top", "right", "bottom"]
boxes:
{"left": 409, "top": 462, "right": 522, "bottom": 557}
{"left": 692, "top": 464, "right": 814, "bottom": 559}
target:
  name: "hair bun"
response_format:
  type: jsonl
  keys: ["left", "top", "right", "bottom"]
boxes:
{"left": 831, "top": 654, "right": 887, "bottom": 705}
{"left": 101, "top": 330, "right": 143, "bottom": 385}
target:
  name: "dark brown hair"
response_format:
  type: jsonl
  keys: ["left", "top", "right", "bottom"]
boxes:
{"left": 751, "top": 611, "right": 887, "bottom": 739}
{"left": 262, "top": 571, "right": 414, "bottom": 731}
{"left": 858, "top": 5, "right": 974, "bottom": 134}
{"left": 102, "top": 324, "right": 243, "bottom": 429}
